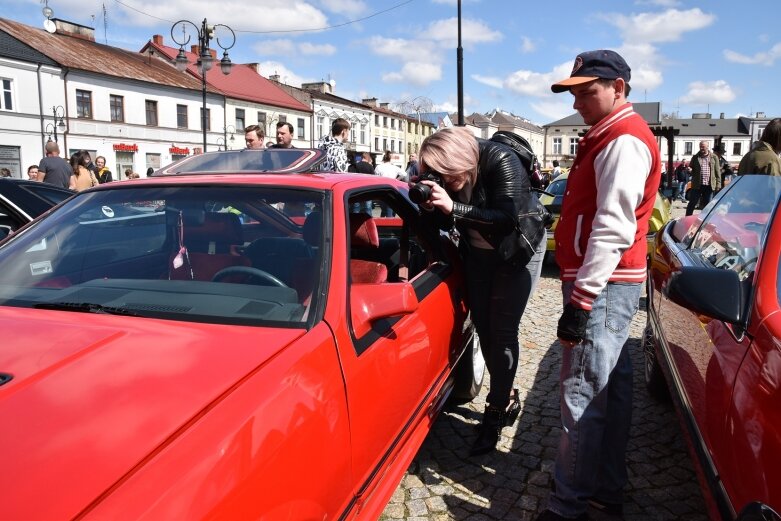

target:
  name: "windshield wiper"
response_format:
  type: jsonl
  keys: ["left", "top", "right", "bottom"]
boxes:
{"left": 34, "top": 302, "right": 139, "bottom": 316}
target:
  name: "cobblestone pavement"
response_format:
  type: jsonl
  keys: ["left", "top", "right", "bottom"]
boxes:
{"left": 381, "top": 199, "right": 708, "bottom": 520}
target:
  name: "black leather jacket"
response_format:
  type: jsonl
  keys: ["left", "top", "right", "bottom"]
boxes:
{"left": 428, "top": 138, "right": 530, "bottom": 259}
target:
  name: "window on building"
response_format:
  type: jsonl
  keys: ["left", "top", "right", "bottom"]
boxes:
{"left": 375, "top": 137, "right": 379, "bottom": 151}
{"left": 390, "top": 118, "right": 395, "bottom": 130}
{"left": 257, "top": 112, "right": 266, "bottom": 133}
{"left": 235, "top": 108, "right": 245, "bottom": 131}
{"left": 733, "top": 142, "right": 742, "bottom": 156}
{"left": 200, "top": 107, "right": 210, "bottom": 131}
{"left": 0, "top": 79, "right": 13, "bottom": 111}
{"left": 375, "top": 115, "right": 379, "bottom": 126}
{"left": 569, "top": 138, "right": 578, "bottom": 155}
{"left": 350, "top": 125, "right": 356, "bottom": 144}
{"left": 383, "top": 138, "right": 387, "bottom": 151}
{"left": 383, "top": 116, "right": 388, "bottom": 127}
{"left": 297, "top": 118, "right": 305, "bottom": 139}
{"left": 144, "top": 100, "right": 157, "bottom": 126}
{"left": 391, "top": 140, "right": 395, "bottom": 152}
{"left": 398, "top": 140, "right": 402, "bottom": 153}
{"left": 279, "top": 115, "right": 287, "bottom": 123}
{"left": 360, "top": 123, "right": 366, "bottom": 144}
{"left": 553, "top": 137, "right": 562, "bottom": 155}
{"left": 684, "top": 141, "right": 693, "bottom": 155}
{"left": 109, "top": 95, "right": 124, "bottom": 122}
{"left": 176, "top": 104, "right": 188, "bottom": 128}
{"left": 77, "top": 90, "right": 92, "bottom": 119}
{"left": 316, "top": 116, "right": 324, "bottom": 139}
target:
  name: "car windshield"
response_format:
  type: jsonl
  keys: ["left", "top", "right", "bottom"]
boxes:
{"left": 0, "top": 185, "right": 327, "bottom": 328}
{"left": 547, "top": 177, "right": 567, "bottom": 197}
{"left": 158, "top": 149, "right": 325, "bottom": 175}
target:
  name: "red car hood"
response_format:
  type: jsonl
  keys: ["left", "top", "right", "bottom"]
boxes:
{"left": 0, "top": 307, "right": 305, "bottom": 520}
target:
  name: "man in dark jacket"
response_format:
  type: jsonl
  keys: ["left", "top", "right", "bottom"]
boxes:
{"left": 685, "top": 140, "right": 721, "bottom": 216}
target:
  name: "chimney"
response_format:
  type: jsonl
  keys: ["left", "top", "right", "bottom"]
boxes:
{"left": 246, "top": 63, "right": 261, "bottom": 74}
{"left": 191, "top": 45, "right": 200, "bottom": 55}
{"left": 379, "top": 102, "right": 390, "bottom": 109}
{"left": 152, "top": 34, "right": 164, "bottom": 45}
{"left": 53, "top": 18, "right": 95, "bottom": 42}
{"left": 720, "top": 112, "right": 725, "bottom": 119}
{"left": 269, "top": 74, "right": 281, "bottom": 83}
{"left": 209, "top": 49, "right": 217, "bottom": 59}
{"left": 362, "top": 97, "right": 378, "bottom": 107}
{"left": 301, "top": 81, "right": 332, "bottom": 94}
{"left": 757, "top": 111, "right": 766, "bottom": 118}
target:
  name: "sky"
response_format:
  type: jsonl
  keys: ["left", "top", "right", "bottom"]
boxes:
{"left": 5, "top": 0, "right": 780, "bottom": 125}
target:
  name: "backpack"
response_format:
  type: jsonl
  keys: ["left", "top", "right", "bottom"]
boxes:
{"left": 489, "top": 131, "right": 552, "bottom": 265}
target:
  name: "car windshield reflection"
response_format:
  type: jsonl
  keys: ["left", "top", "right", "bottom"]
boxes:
{"left": 0, "top": 186, "right": 327, "bottom": 327}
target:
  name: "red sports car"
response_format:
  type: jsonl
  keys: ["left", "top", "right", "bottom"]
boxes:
{"left": 645, "top": 173, "right": 781, "bottom": 521}
{"left": 0, "top": 149, "right": 484, "bottom": 520}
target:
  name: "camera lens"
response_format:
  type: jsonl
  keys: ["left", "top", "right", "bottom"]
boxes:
{"left": 409, "top": 183, "right": 432, "bottom": 204}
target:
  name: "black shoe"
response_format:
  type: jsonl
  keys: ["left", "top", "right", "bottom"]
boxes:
{"left": 470, "top": 406, "right": 503, "bottom": 456}
{"left": 534, "top": 510, "right": 589, "bottom": 521}
{"left": 506, "top": 388, "right": 521, "bottom": 425}
{"left": 587, "top": 498, "right": 623, "bottom": 516}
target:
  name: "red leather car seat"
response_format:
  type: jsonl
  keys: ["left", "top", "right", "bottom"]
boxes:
{"left": 170, "top": 212, "right": 250, "bottom": 281}
{"left": 349, "top": 213, "right": 387, "bottom": 284}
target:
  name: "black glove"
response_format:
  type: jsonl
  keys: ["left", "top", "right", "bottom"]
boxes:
{"left": 557, "top": 303, "right": 590, "bottom": 343}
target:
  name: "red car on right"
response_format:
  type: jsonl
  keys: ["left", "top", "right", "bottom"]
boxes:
{"left": 645, "top": 173, "right": 781, "bottom": 521}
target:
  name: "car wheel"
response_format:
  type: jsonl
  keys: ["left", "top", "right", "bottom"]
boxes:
{"left": 643, "top": 322, "right": 669, "bottom": 401}
{"left": 451, "top": 327, "right": 485, "bottom": 403}
{"left": 736, "top": 502, "right": 780, "bottom": 521}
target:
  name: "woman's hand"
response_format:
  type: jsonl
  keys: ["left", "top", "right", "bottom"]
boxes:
{"left": 421, "top": 180, "right": 454, "bottom": 215}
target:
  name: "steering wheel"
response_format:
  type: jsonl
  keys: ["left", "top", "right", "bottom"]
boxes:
{"left": 211, "top": 266, "right": 288, "bottom": 287}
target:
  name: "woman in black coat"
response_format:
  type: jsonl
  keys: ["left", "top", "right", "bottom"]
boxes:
{"left": 417, "top": 126, "right": 544, "bottom": 455}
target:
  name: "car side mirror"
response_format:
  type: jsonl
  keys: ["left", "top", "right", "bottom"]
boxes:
{"left": 666, "top": 266, "right": 744, "bottom": 325}
{"left": 350, "top": 282, "right": 418, "bottom": 338}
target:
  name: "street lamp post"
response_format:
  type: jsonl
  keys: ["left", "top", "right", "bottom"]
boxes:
{"left": 46, "top": 105, "right": 66, "bottom": 142}
{"left": 222, "top": 124, "right": 236, "bottom": 150}
{"left": 170, "top": 18, "right": 235, "bottom": 152}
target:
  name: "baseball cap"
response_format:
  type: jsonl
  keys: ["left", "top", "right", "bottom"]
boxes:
{"left": 551, "top": 49, "right": 631, "bottom": 93}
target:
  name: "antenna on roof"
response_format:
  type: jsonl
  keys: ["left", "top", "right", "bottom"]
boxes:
{"left": 102, "top": 3, "right": 108, "bottom": 44}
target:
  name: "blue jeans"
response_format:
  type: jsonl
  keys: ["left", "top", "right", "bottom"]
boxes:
{"left": 549, "top": 281, "right": 642, "bottom": 518}
{"left": 464, "top": 236, "right": 544, "bottom": 409}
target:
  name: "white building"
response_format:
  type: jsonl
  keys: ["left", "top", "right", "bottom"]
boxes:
{"left": 0, "top": 17, "right": 227, "bottom": 178}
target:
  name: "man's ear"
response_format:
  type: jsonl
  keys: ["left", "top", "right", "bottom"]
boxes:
{"left": 614, "top": 78, "right": 626, "bottom": 98}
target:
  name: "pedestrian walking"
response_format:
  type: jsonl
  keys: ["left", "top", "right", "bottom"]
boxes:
{"left": 685, "top": 141, "right": 721, "bottom": 216}
{"left": 538, "top": 49, "right": 661, "bottom": 521}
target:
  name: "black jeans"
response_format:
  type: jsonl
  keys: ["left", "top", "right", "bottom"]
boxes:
{"left": 464, "top": 243, "right": 541, "bottom": 409}
{"left": 685, "top": 185, "right": 713, "bottom": 216}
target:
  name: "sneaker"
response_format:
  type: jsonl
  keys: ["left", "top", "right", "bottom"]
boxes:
{"left": 534, "top": 510, "right": 589, "bottom": 521}
{"left": 587, "top": 498, "right": 623, "bottom": 516}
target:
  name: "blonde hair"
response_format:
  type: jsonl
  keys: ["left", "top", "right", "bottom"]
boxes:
{"left": 419, "top": 127, "right": 478, "bottom": 186}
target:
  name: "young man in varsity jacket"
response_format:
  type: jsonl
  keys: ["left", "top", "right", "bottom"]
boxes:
{"left": 537, "top": 50, "right": 662, "bottom": 521}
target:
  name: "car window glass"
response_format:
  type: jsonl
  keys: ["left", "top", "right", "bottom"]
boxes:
{"left": 547, "top": 178, "right": 567, "bottom": 197}
{"left": 25, "top": 185, "right": 73, "bottom": 205}
{"left": 0, "top": 186, "right": 327, "bottom": 328}
{"left": 687, "top": 175, "right": 781, "bottom": 282}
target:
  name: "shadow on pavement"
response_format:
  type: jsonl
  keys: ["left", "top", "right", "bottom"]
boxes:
{"left": 382, "top": 262, "right": 708, "bottom": 520}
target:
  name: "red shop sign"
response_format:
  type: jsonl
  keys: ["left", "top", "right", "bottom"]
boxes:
{"left": 113, "top": 143, "right": 139, "bottom": 152}
{"left": 169, "top": 146, "right": 190, "bottom": 155}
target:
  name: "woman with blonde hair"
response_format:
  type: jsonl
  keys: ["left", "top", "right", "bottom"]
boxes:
{"left": 417, "top": 126, "right": 543, "bottom": 456}
{"left": 69, "top": 150, "right": 98, "bottom": 191}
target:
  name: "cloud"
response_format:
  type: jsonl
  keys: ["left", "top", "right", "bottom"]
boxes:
{"left": 723, "top": 43, "right": 781, "bottom": 66}
{"left": 504, "top": 62, "right": 573, "bottom": 98}
{"left": 383, "top": 62, "right": 442, "bottom": 87}
{"left": 253, "top": 39, "right": 297, "bottom": 57}
{"left": 599, "top": 8, "right": 716, "bottom": 44}
{"left": 255, "top": 61, "right": 310, "bottom": 87}
{"left": 530, "top": 101, "right": 574, "bottom": 122}
{"left": 320, "top": 0, "right": 366, "bottom": 16}
{"left": 115, "top": 0, "right": 329, "bottom": 31}
{"left": 471, "top": 74, "right": 504, "bottom": 89}
{"left": 634, "top": 0, "right": 680, "bottom": 6}
{"left": 615, "top": 43, "right": 664, "bottom": 92}
{"left": 520, "top": 36, "right": 535, "bottom": 54}
{"left": 680, "top": 80, "right": 736, "bottom": 105}
{"left": 299, "top": 42, "right": 336, "bottom": 55}
{"left": 425, "top": 17, "right": 503, "bottom": 47}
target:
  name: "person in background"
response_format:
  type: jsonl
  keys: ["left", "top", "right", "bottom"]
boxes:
{"left": 318, "top": 118, "right": 351, "bottom": 172}
{"left": 405, "top": 152, "right": 419, "bottom": 181}
{"left": 146, "top": 167, "right": 155, "bottom": 177}
{"left": 418, "top": 126, "right": 543, "bottom": 457}
{"left": 673, "top": 161, "right": 690, "bottom": 201}
{"left": 69, "top": 151, "right": 98, "bottom": 192}
{"left": 38, "top": 141, "right": 72, "bottom": 188}
{"left": 738, "top": 118, "right": 781, "bottom": 176}
{"left": 27, "top": 165, "right": 39, "bottom": 181}
{"left": 685, "top": 140, "right": 721, "bottom": 216}
{"left": 94, "top": 156, "right": 113, "bottom": 183}
{"left": 539, "top": 49, "right": 661, "bottom": 521}
{"left": 374, "top": 150, "right": 405, "bottom": 180}
{"left": 0, "top": 168, "right": 11, "bottom": 177}
{"left": 713, "top": 144, "right": 734, "bottom": 185}
{"left": 269, "top": 122, "right": 295, "bottom": 149}
{"left": 244, "top": 125, "right": 265, "bottom": 150}
{"left": 551, "top": 160, "right": 562, "bottom": 179}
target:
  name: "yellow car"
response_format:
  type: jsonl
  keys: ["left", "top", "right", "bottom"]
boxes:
{"left": 539, "top": 172, "right": 671, "bottom": 260}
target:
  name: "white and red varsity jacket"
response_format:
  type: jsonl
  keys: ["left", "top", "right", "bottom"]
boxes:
{"left": 554, "top": 103, "right": 661, "bottom": 311}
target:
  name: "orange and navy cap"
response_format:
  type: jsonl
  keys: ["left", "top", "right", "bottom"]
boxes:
{"left": 551, "top": 49, "right": 631, "bottom": 93}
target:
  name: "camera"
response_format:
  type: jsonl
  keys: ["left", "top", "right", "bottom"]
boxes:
{"left": 409, "top": 171, "right": 444, "bottom": 204}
